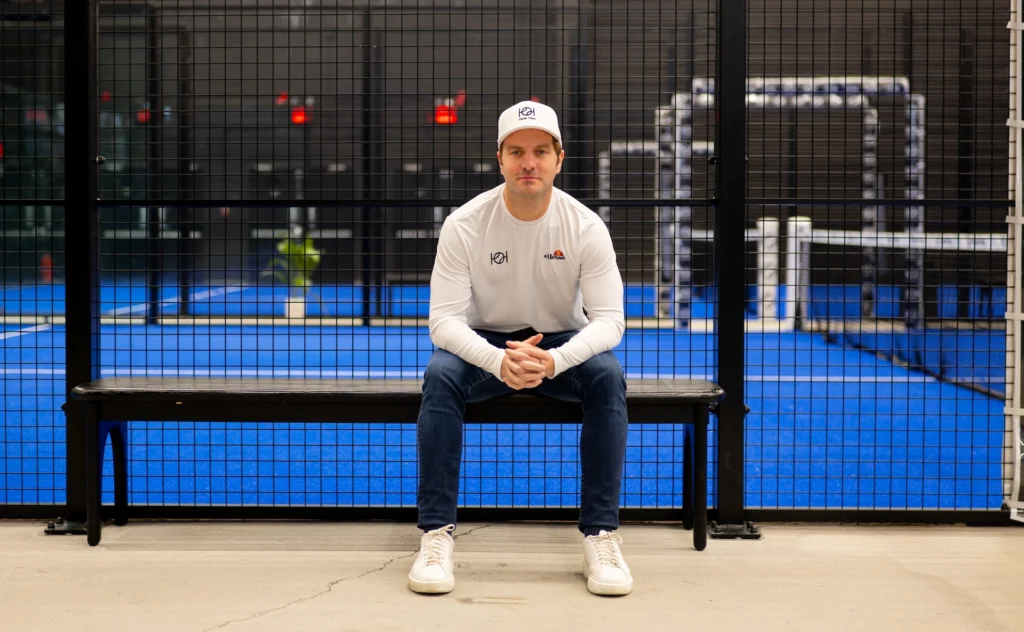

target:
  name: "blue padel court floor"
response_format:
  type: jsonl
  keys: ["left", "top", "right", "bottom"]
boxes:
{"left": 0, "top": 281, "right": 724, "bottom": 319}
{"left": 0, "top": 282, "right": 1008, "bottom": 511}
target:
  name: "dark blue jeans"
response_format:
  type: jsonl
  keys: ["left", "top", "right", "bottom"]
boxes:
{"left": 416, "top": 329, "right": 628, "bottom": 534}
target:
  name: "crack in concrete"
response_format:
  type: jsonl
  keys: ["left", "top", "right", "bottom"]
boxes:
{"left": 452, "top": 523, "right": 492, "bottom": 541}
{"left": 201, "top": 552, "right": 415, "bottom": 631}
{"left": 203, "top": 524, "right": 492, "bottom": 630}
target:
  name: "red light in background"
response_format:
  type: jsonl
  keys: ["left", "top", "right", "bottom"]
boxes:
{"left": 136, "top": 108, "right": 151, "bottom": 124}
{"left": 530, "top": 96, "right": 540, "bottom": 102}
{"left": 25, "top": 109, "right": 48, "bottom": 123}
{"left": 454, "top": 89, "right": 467, "bottom": 108}
{"left": 0, "top": 143, "right": 4, "bottom": 160}
{"left": 434, "top": 104, "right": 457, "bottom": 125}
{"left": 291, "top": 106, "right": 308, "bottom": 124}
{"left": 101, "top": 90, "right": 112, "bottom": 103}
{"left": 276, "top": 92, "right": 289, "bottom": 105}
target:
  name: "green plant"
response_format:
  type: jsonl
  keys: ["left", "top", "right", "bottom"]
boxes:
{"left": 261, "top": 236, "right": 322, "bottom": 294}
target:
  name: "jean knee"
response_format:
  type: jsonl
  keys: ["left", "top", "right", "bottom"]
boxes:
{"left": 576, "top": 352, "right": 626, "bottom": 391}
{"left": 423, "top": 350, "right": 476, "bottom": 395}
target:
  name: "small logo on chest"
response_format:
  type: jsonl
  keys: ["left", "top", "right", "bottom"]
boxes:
{"left": 544, "top": 249, "right": 566, "bottom": 260}
{"left": 491, "top": 251, "right": 508, "bottom": 265}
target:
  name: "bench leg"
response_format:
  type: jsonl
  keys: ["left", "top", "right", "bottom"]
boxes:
{"left": 693, "top": 406, "right": 708, "bottom": 552}
{"left": 108, "top": 424, "right": 129, "bottom": 527}
{"left": 85, "top": 405, "right": 103, "bottom": 546}
{"left": 683, "top": 425, "right": 694, "bottom": 531}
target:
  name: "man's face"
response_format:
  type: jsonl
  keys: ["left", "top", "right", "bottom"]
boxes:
{"left": 497, "top": 128, "right": 564, "bottom": 199}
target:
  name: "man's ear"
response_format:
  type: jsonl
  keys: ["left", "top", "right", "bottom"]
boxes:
{"left": 555, "top": 150, "right": 565, "bottom": 173}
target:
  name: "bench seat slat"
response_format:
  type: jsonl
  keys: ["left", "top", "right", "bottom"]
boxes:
{"left": 72, "top": 377, "right": 724, "bottom": 404}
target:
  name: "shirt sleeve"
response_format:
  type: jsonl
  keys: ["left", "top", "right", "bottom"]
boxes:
{"left": 427, "top": 217, "right": 506, "bottom": 379}
{"left": 547, "top": 218, "right": 625, "bottom": 377}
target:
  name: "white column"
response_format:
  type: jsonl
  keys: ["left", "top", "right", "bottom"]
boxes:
{"left": 861, "top": 106, "right": 881, "bottom": 319}
{"left": 673, "top": 93, "right": 694, "bottom": 330}
{"left": 756, "top": 218, "right": 780, "bottom": 322}
{"left": 784, "top": 216, "right": 813, "bottom": 330}
{"left": 597, "top": 152, "right": 611, "bottom": 224}
{"left": 655, "top": 105, "right": 680, "bottom": 323}
{"left": 903, "top": 95, "right": 927, "bottom": 327}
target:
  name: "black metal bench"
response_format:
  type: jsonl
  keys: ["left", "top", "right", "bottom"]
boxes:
{"left": 70, "top": 377, "right": 724, "bottom": 548}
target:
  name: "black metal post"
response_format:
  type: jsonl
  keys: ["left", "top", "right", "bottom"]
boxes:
{"left": 788, "top": 108, "right": 797, "bottom": 217}
{"left": 862, "top": 27, "right": 875, "bottom": 76}
{"left": 958, "top": 28, "right": 976, "bottom": 318}
{"left": 901, "top": 10, "right": 923, "bottom": 328}
{"left": 567, "top": 10, "right": 590, "bottom": 197}
{"left": 665, "top": 46, "right": 676, "bottom": 99}
{"left": 177, "top": 27, "right": 194, "bottom": 316}
{"left": 711, "top": 0, "right": 759, "bottom": 539}
{"left": 52, "top": 0, "right": 100, "bottom": 534}
{"left": 566, "top": 33, "right": 581, "bottom": 196}
{"left": 360, "top": 11, "right": 374, "bottom": 326}
{"left": 688, "top": 8, "right": 695, "bottom": 91}
{"left": 146, "top": 7, "right": 161, "bottom": 325}
{"left": 371, "top": 29, "right": 386, "bottom": 321}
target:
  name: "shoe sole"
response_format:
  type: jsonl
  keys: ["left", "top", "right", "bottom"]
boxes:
{"left": 582, "top": 562, "right": 633, "bottom": 596}
{"left": 408, "top": 574, "right": 455, "bottom": 594}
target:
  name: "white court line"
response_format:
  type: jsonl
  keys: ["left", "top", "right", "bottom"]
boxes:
{"left": 0, "top": 324, "right": 53, "bottom": 341}
{"left": 743, "top": 375, "right": 938, "bottom": 383}
{"left": 0, "top": 286, "right": 245, "bottom": 342}
{"left": 98, "top": 368, "right": 428, "bottom": 378}
{"left": 0, "top": 368, "right": 66, "bottom": 375}
{"left": 0, "top": 367, "right": 951, "bottom": 384}
{"left": 106, "top": 286, "right": 244, "bottom": 316}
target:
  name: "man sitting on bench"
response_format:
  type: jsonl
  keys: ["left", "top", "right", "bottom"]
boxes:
{"left": 408, "top": 100, "right": 632, "bottom": 596}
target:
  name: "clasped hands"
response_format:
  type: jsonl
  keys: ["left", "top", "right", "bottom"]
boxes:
{"left": 500, "top": 333, "right": 554, "bottom": 390}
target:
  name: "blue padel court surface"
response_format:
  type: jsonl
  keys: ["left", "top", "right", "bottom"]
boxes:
{"left": 0, "top": 282, "right": 1007, "bottom": 511}
{"left": 0, "top": 281, "right": 726, "bottom": 319}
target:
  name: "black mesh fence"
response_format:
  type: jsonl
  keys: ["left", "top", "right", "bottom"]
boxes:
{"left": 1, "top": 0, "right": 64, "bottom": 506}
{"left": 0, "top": 0, "right": 1014, "bottom": 520}
{"left": 745, "top": 0, "right": 1010, "bottom": 510}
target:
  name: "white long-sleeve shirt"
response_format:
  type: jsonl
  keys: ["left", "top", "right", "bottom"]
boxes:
{"left": 428, "top": 184, "right": 625, "bottom": 379}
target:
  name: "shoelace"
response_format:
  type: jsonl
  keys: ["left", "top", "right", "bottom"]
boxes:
{"left": 422, "top": 526, "right": 454, "bottom": 565}
{"left": 590, "top": 531, "right": 625, "bottom": 568}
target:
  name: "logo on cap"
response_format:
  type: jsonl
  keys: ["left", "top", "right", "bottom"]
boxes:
{"left": 518, "top": 106, "right": 536, "bottom": 119}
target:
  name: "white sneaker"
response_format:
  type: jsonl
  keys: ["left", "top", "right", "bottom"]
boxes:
{"left": 582, "top": 530, "right": 633, "bottom": 595}
{"left": 408, "top": 524, "right": 456, "bottom": 594}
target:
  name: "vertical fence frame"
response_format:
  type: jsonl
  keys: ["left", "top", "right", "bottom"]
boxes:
{"left": 1006, "top": 0, "right": 1024, "bottom": 524}
{"left": 58, "top": 0, "right": 100, "bottom": 530}
{"left": 710, "top": 0, "right": 753, "bottom": 534}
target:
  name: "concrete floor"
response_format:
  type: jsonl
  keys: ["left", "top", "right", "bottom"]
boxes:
{"left": 0, "top": 520, "right": 1021, "bottom": 631}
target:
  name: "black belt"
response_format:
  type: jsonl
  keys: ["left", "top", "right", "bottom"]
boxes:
{"left": 506, "top": 326, "right": 541, "bottom": 339}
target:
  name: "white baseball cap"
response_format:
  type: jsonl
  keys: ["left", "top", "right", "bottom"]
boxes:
{"left": 497, "top": 100, "right": 562, "bottom": 148}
